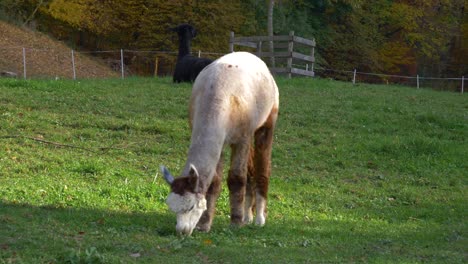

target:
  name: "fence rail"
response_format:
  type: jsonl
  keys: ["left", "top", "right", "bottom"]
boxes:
{"left": 229, "top": 31, "right": 316, "bottom": 78}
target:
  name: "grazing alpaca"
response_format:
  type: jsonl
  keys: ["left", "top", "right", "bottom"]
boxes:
{"left": 161, "top": 52, "right": 279, "bottom": 235}
{"left": 171, "top": 24, "right": 213, "bottom": 83}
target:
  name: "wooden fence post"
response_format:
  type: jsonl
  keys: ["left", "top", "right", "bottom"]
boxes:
{"left": 229, "top": 32, "right": 234, "bottom": 52}
{"left": 269, "top": 37, "right": 275, "bottom": 68}
{"left": 120, "top": 49, "right": 124, "bottom": 79}
{"left": 71, "top": 49, "right": 76, "bottom": 80}
{"left": 154, "top": 57, "right": 159, "bottom": 77}
{"left": 287, "top": 31, "right": 294, "bottom": 78}
{"left": 462, "top": 76, "right": 464, "bottom": 94}
{"left": 311, "top": 38, "right": 316, "bottom": 76}
{"left": 22, "top": 47, "right": 27, "bottom": 79}
{"left": 417, "top": 74, "right": 419, "bottom": 89}
{"left": 353, "top": 69, "right": 357, "bottom": 85}
{"left": 198, "top": 50, "right": 201, "bottom": 58}
{"left": 257, "top": 41, "right": 263, "bottom": 58}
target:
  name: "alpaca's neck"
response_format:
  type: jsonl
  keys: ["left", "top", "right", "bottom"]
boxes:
{"left": 177, "top": 37, "right": 191, "bottom": 58}
{"left": 182, "top": 124, "right": 225, "bottom": 194}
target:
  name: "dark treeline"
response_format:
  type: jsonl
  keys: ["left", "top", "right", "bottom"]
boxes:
{"left": 1, "top": 0, "right": 466, "bottom": 78}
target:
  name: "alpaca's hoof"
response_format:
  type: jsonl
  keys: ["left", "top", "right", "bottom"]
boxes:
{"left": 243, "top": 212, "right": 254, "bottom": 224}
{"left": 255, "top": 214, "right": 266, "bottom": 226}
{"left": 230, "top": 218, "right": 246, "bottom": 228}
{"left": 196, "top": 223, "right": 211, "bottom": 233}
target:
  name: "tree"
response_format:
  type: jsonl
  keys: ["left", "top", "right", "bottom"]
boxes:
{"left": 0, "top": 0, "right": 49, "bottom": 26}
{"left": 267, "top": 0, "right": 275, "bottom": 67}
{"left": 2, "top": 0, "right": 464, "bottom": 78}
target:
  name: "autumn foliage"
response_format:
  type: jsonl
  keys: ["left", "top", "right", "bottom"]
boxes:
{"left": 0, "top": 0, "right": 466, "bottom": 78}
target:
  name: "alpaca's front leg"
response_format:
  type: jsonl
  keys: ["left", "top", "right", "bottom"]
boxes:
{"left": 196, "top": 158, "right": 223, "bottom": 232}
{"left": 227, "top": 142, "right": 250, "bottom": 226}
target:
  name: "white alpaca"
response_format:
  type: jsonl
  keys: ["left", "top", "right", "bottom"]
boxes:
{"left": 162, "top": 51, "right": 279, "bottom": 235}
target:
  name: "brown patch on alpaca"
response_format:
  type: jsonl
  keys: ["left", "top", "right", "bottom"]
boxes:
{"left": 253, "top": 107, "right": 278, "bottom": 199}
{"left": 171, "top": 177, "right": 193, "bottom": 195}
{"left": 242, "top": 107, "right": 278, "bottom": 224}
{"left": 244, "top": 145, "right": 256, "bottom": 216}
{"left": 229, "top": 96, "right": 250, "bottom": 140}
{"left": 230, "top": 95, "right": 240, "bottom": 107}
{"left": 170, "top": 175, "right": 197, "bottom": 195}
{"left": 227, "top": 142, "right": 250, "bottom": 225}
{"left": 247, "top": 145, "right": 255, "bottom": 185}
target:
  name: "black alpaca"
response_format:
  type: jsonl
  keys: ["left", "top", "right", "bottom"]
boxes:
{"left": 171, "top": 24, "right": 213, "bottom": 83}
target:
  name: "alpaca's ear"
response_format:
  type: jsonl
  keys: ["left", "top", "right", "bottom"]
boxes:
{"left": 161, "top": 165, "right": 174, "bottom": 185}
{"left": 188, "top": 164, "right": 200, "bottom": 192}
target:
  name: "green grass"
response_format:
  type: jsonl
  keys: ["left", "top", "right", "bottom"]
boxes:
{"left": 0, "top": 77, "right": 466, "bottom": 263}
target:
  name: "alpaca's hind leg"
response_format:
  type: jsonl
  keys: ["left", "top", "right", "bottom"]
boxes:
{"left": 197, "top": 156, "right": 223, "bottom": 232}
{"left": 243, "top": 146, "right": 255, "bottom": 224}
{"left": 228, "top": 141, "right": 250, "bottom": 226}
{"left": 254, "top": 109, "right": 277, "bottom": 226}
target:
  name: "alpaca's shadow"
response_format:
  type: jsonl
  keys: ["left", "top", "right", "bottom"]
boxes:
{"left": 0, "top": 201, "right": 176, "bottom": 239}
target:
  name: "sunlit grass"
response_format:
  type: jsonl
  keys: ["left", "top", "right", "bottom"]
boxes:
{"left": 0, "top": 77, "right": 466, "bottom": 263}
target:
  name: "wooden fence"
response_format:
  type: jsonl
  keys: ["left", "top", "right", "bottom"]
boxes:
{"left": 229, "top": 31, "right": 315, "bottom": 78}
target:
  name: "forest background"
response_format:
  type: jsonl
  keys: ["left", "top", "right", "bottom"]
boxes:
{"left": 0, "top": 0, "right": 466, "bottom": 79}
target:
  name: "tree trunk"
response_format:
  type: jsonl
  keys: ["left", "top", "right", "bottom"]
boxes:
{"left": 23, "top": 0, "right": 44, "bottom": 28}
{"left": 267, "top": 0, "right": 275, "bottom": 68}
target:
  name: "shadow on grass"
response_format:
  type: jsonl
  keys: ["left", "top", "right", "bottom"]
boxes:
{"left": 0, "top": 200, "right": 175, "bottom": 234}
{"left": 0, "top": 200, "right": 465, "bottom": 263}
{"left": 0, "top": 201, "right": 176, "bottom": 262}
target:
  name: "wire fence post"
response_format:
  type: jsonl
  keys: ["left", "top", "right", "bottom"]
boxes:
{"left": 353, "top": 69, "right": 356, "bottom": 85}
{"left": 71, "top": 49, "right": 76, "bottom": 80}
{"left": 462, "top": 76, "right": 465, "bottom": 94}
{"left": 417, "top": 74, "right": 419, "bottom": 89}
{"left": 22, "top": 47, "right": 27, "bottom": 79}
{"left": 120, "top": 49, "right": 124, "bottom": 79}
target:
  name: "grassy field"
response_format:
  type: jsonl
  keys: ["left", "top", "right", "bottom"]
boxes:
{"left": 0, "top": 77, "right": 466, "bottom": 263}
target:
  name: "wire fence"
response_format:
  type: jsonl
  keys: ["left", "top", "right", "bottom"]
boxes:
{"left": 0, "top": 47, "right": 223, "bottom": 80}
{"left": 0, "top": 47, "right": 465, "bottom": 93}
{"left": 313, "top": 67, "right": 465, "bottom": 93}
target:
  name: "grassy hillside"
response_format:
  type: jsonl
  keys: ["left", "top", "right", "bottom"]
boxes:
{"left": 0, "top": 77, "right": 466, "bottom": 263}
{"left": 0, "top": 21, "right": 117, "bottom": 79}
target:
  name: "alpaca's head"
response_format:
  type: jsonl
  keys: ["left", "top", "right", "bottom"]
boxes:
{"left": 160, "top": 164, "right": 206, "bottom": 236}
{"left": 170, "top": 24, "right": 197, "bottom": 40}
